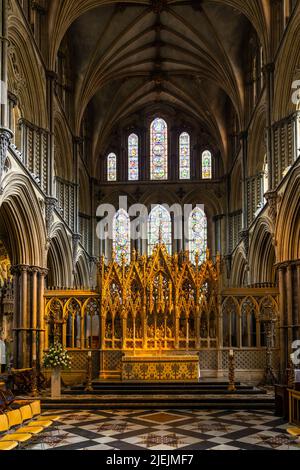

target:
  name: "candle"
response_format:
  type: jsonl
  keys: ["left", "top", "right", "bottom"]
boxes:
{"left": 88, "top": 351, "right": 92, "bottom": 358}
{"left": 229, "top": 349, "right": 234, "bottom": 357}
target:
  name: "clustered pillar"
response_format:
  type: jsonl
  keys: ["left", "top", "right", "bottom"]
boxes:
{"left": 277, "top": 261, "right": 300, "bottom": 383}
{"left": 10, "top": 265, "right": 48, "bottom": 369}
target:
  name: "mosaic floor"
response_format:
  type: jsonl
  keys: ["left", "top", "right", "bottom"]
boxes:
{"left": 25, "top": 409, "right": 300, "bottom": 451}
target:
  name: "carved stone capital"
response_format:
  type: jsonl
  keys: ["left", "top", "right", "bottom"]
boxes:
{"left": 0, "top": 127, "right": 13, "bottom": 194}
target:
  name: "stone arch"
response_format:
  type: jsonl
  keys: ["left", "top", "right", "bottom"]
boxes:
{"left": 47, "top": 223, "right": 73, "bottom": 288}
{"left": 0, "top": 174, "right": 46, "bottom": 267}
{"left": 231, "top": 247, "right": 248, "bottom": 287}
{"left": 74, "top": 251, "right": 90, "bottom": 289}
{"left": 249, "top": 218, "right": 276, "bottom": 284}
{"left": 273, "top": 11, "right": 300, "bottom": 120}
{"left": 276, "top": 164, "right": 300, "bottom": 261}
{"left": 8, "top": 15, "right": 47, "bottom": 128}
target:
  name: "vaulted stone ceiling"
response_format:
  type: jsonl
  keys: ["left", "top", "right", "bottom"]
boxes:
{"left": 51, "top": 0, "right": 266, "bottom": 170}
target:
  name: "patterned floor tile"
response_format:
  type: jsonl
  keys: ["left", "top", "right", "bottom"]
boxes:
{"left": 21, "top": 408, "right": 300, "bottom": 451}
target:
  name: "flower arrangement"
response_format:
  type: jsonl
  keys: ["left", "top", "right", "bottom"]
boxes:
{"left": 43, "top": 341, "right": 72, "bottom": 370}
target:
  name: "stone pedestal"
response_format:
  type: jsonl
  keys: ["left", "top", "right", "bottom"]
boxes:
{"left": 51, "top": 367, "right": 61, "bottom": 398}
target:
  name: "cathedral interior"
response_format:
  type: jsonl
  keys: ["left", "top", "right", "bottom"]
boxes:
{"left": 0, "top": 0, "right": 300, "bottom": 452}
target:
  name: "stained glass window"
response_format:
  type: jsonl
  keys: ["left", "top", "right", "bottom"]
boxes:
{"left": 179, "top": 132, "right": 190, "bottom": 179}
{"left": 148, "top": 205, "right": 172, "bottom": 255}
{"left": 112, "top": 209, "right": 130, "bottom": 264}
{"left": 150, "top": 118, "right": 168, "bottom": 180}
{"left": 188, "top": 207, "right": 207, "bottom": 264}
{"left": 202, "top": 150, "right": 212, "bottom": 179}
{"left": 128, "top": 133, "right": 139, "bottom": 181}
{"left": 107, "top": 153, "right": 117, "bottom": 181}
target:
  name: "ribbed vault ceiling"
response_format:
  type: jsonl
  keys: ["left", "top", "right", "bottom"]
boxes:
{"left": 52, "top": 0, "right": 266, "bottom": 167}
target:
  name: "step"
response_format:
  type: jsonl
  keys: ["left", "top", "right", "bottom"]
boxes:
{"left": 64, "top": 389, "right": 265, "bottom": 396}
{"left": 42, "top": 400, "right": 274, "bottom": 411}
{"left": 91, "top": 381, "right": 242, "bottom": 386}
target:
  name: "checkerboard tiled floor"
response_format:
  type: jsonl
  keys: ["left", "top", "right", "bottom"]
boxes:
{"left": 25, "top": 409, "right": 300, "bottom": 450}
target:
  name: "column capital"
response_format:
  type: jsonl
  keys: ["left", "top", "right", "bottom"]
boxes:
{"left": 10, "top": 264, "right": 31, "bottom": 275}
{"left": 39, "top": 268, "right": 49, "bottom": 277}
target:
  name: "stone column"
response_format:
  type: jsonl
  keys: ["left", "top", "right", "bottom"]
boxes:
{"left": 19, "top": 265, "right": 29, "bottom": 368}
{"left": 297, "top": 264, "right": 300, "bottom": 340}
{"left": 46, "top": 71, "right": 57, "bottom": 196}
{"left": 286, "top": 264, "right": 293, "bottom": 351}
{"left": 73, "top": 137, "right": 82, "bottom": 234}
{"left": 263, "top": 63, "right": 275, "bottom": 189}
{"left": 10, "top": 266, "right": 20, "bottom": 367}
{"left": 278, "top": 266, "right": 286, "bottom": 381}
{"left": 31, "top": 267, "right": 38, "bottom": 364}
{"left": 37, "top": 269, "right": 47, "bottom": 365}
{"left": 240, "top": 130, "right": 248, "bottom": 231}
{"left": 216, "top": 294, "right": 223, "bottom": 377}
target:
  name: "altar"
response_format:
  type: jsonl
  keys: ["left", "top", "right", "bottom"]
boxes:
{"left": 121, "top": 354, "right": 200, "bottom": 382}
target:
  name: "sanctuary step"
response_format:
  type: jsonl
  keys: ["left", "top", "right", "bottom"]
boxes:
{"left": 41, "top": 380, "right": 274, "bottom": 410}
{"left": 65, "top": 381, "right": 262, "bottom": 395}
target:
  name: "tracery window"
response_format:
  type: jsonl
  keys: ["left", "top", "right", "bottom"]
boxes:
{"left": 148, "top": 205, "right": 172, "bottom": 255}
{"left": 128, "top": 133, "right": 139, "bottom": 181}
{"left": 112, "top": 209, "right": 131, "bottom": 264}
{"left": 107, "top": 152, "right": 117, "bottom": 181}
{"left": 188, "top": 207, "right": 207, "bottom": 264}
{"left": 150, "top": 118, "right": 168, "bottom": 180}
{"left": 179, "top": 132, "right": 190, "bottom": 180}
{"left": 202, "top": 150, "right": 212, "bottom": 179}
